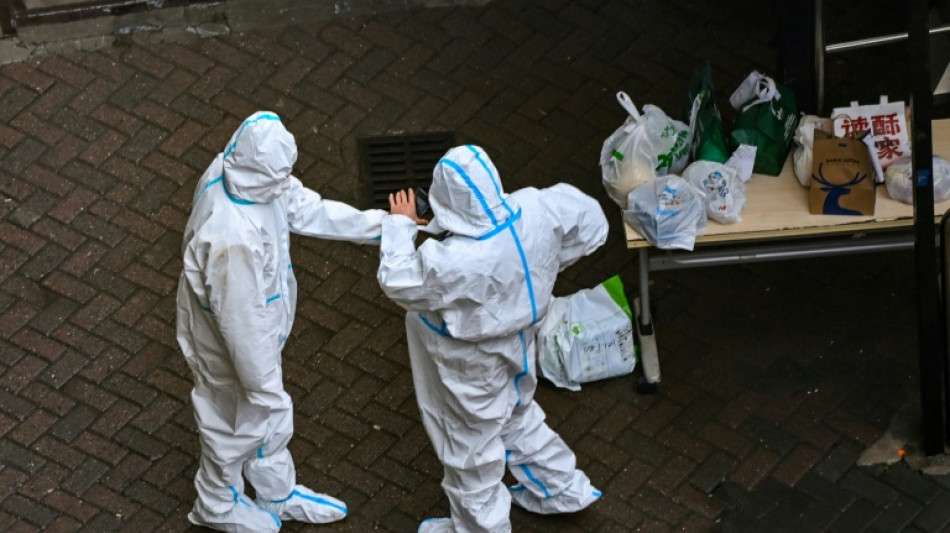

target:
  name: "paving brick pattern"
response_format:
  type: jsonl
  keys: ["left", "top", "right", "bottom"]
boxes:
{"left": 2, "top": 0, "right": 949, "bottom": 532}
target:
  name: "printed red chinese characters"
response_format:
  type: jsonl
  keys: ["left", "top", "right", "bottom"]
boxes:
{"left": 871, "top": 113, "right": 902, "bottom": 136}
{"left": 875, "top": 137, "right": 903, "bottom": 161}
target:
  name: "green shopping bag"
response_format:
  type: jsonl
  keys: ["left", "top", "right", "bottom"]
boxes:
{"left": 684, "top": 63, "right": 730, "bottom": 164}
{"left": 728, "top": 72, "right": 799, "bottom": 176}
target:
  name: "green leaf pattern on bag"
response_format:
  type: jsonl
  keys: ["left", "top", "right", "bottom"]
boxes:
{"left": 656, "top": 126, "right": 690, "bottom": 172}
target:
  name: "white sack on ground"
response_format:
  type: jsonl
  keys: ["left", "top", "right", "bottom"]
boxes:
{"left": 538, "top": 276, "right": 636, "bottom": 391}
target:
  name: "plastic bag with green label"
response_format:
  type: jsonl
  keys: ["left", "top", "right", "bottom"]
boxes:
{"left": 684, "top": 63, "right": 730, "bottom": 164}
{"left": 537, "top": 276, "right": 637, "bottom": 391}
{"left": 728, "top": 71, "right": 799, "bottom": 176}
{"left": 600, "top": 91, "right": 692, "bottom": 208}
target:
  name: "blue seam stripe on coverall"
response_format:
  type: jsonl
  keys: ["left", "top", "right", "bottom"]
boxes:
{"left": 438, "top": 159, "right": 498, "bottom": 225}
{"left": 419, "top": 314, "right": 451, "bottom": 337}
{"left": 513, "top": 331, "right": 529, "bottom": 407}
{"left": 476, "top": 209, "right": 521, "bottom": 241}
{"left": 194, "top": 176, "right": 223, "bottom": 204}
{"left": 438, "top": 150, "right": 538, "bottom": 324}
{"left": 506, "top": 330, "right": 552, "bottom": 499}
{"left": 273, "top": 490, "right": 348, "bottom": 514}
{"left": 199, "top": 280, "right": 281, "bottom": 314}
{"left": 468, "top": 145, "right": 514, "bottom": 218}
{"left": 193, "top": 174, "right": 255, "bottom": 206}
{"left": 223, "top": 178, "right": 255, "bottom": 205}
{"left": 223, "top": 113, "right": 281, "bottom": 158}
{"left": 229, "top": 486, "right": 282, "bottom": 527}
{"left": 442, "top": 148, "right": 557, "bottom": 499}
{"left": 519, "top": 464, "right": 553, "bottom": 498}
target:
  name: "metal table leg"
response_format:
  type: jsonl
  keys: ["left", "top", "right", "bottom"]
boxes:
{"left": 635, "top": 247, "right": 660, "bottom": 393}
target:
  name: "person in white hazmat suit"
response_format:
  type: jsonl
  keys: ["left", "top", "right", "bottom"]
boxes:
{"left": 378, "top": 145, "right": 607, "bottom": 532}
{"left": 176, "top": 111, "right": 385, "bottom": 532}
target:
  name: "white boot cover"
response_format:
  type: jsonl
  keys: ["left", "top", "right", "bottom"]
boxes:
{"left": 256, "top": 484, "right": 347, "bottom": 524}
{"left": 188, "top": 492, "right": 282, "bottom": 533}
{"left": 509, "top": 469, "right": 601, "bottom": 515}
{"left": 418, "top": 517, "right": 456, "bottom": 532}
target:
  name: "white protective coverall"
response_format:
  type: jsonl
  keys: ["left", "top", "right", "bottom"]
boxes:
{"left": 176, "top": 111, "right": 385, "bottom": 532}
{"left": 378, "top": 145, "right": 608, "bottom": 532}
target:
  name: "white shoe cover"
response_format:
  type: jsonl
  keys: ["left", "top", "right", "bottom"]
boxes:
{"left": 418, "top": 517, "right": 455, "bottom": 532}
{"left": 188, "top": 495, "right": 282, "bottom": 533}
{"left": 509, "top": 471, "right": 602, "bottom": 515}
{"left": 256, "top": 484, "right": 347, "bottom": 524}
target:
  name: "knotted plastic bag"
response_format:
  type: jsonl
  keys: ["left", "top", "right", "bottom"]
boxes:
{"left": 537, "top": 275, "right": 636, "bottom": 391}
{"left": 792, "top": 115, "right": 833, "bottom": 186}
{"left": 601, "top": 91, "right": 692, "bottom": 208}
{"left": 884, "top": 156, "right": 950, "bottom": 204}
{"left": 682, "top": 160, "right": 746, "bottom": 224}
{"left": 623, "top": 175, "right": 707, "bottom": 250}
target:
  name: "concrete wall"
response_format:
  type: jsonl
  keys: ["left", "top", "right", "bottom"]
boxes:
{"left": 1, "top": 0, "right": 491, "bottom": 64}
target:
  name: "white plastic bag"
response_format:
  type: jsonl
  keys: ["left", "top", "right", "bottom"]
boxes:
{"left": 537, "top": 276, "right": 636, "bottom": 391}
{"left": 726, "top": 143, "right": 757, "bottom": 183}
{"left": 682, "top": 160, "right": 746, "bottom": 224}
{"left": 600, "top": 91, "right": 692, "bottom": 208}
{"left": 623, "top": 175, "right": 708, "bottom": 250}
{"left": 792, "top": 115, "right": 832, "bottom": 187}
{"left": 884, "top": 156, "right": 950, "bottom": 204}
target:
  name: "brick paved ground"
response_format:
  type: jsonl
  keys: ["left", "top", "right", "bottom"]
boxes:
{"left": 3, "top": 0, "right": 950, "bottom": 532}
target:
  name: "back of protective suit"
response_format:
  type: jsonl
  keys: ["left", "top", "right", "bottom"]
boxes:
{"left": 378, "top": 145, "right": 609, "bottom": 342}
{"left": 176, "top": 112, "right": 296, "bottom": 409}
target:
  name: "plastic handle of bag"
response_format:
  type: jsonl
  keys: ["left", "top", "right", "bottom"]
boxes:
{"left": 616, "top": 91, "right": 641, "bottom": 120}
{"left": 830, "top": 114, "right": 862, "bottom": 138}
{"left": 741, "top": 76, "right": 779, "bottom": 112}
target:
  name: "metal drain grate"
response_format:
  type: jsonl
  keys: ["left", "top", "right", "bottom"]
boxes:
{"left": 359, "top": 132, "right": 454, "bottom": 210}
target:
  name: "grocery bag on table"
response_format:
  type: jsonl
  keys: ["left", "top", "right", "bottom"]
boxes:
{"left": 884, "top": 155, "right": 950, "bottom": 204}
{"left": 809, "top": 130, "right": 876, "bottom": 216}
{"left": 600, "top": 91, "right": 692, "bottom": 208}
{"left": 623, "top": 174, "right": 708, "bottom": 250}
{"left": 684, "top": 63, "right": 730, "bottom": 164}
{"left": 682, "top": 160, "right": 746, "bottom": 224}
{"left": 537, "top": 275, "right": 636, "bottom": 391}
{"left": 792, "top": 115, "right": 833, "bottom": 186}
{"left": 728, "top": 71, "right": 799, "bottom": 176}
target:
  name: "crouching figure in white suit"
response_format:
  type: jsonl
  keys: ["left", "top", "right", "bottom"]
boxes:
{"left": 176, "top": 111, "right": 385, "bottom": 532}
{"left": 378, "top": 145, "right": 608, "bottom": 532}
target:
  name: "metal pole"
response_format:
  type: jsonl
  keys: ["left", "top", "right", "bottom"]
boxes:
{"left": 826, "top": 24, "right": 950, "bottom": 54}
{"left": 909, "top": 0, "right": 947, "bottom": 454}
{"left": 815, "top": 0, "right": 826, "bottom": 115}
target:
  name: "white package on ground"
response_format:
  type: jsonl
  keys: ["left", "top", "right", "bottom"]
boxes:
{"left": 884, "top": 155, "right": 950, "bottom": 204}
{"left": 538, "top": 276, "right": 636, "bottom": 391}
{"left": 623, "top": 174, "right": 707, "bottom": 250}
{"left": 600, "top": 91, "right": 692, "bottom": 208}
{"left": 682, "top": 160, "right": 746, "bottom": 224}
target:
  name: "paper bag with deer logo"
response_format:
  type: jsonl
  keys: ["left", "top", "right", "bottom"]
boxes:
{"left": 809, "top": 131, "right": 876, "bottom": 216}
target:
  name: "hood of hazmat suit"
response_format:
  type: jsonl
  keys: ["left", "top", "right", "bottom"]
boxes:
{"left": 221, "top": 112, "right": 297, "bottom": 203}
{"left": 377, "top": 145, "right": 607, "bottom": 532}
{"left": 176, "top": 111, "right": 382, "bottom": 527}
